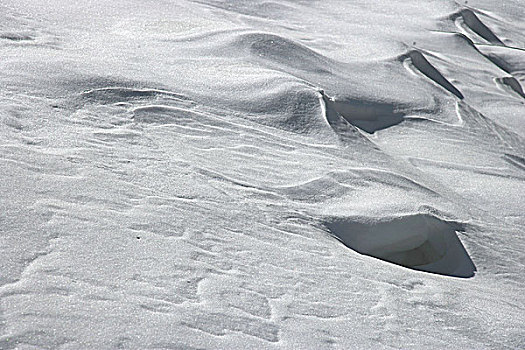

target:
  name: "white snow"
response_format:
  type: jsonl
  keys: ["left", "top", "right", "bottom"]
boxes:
{"left": 1, "top": 0, "right": 524, "bottom": 349}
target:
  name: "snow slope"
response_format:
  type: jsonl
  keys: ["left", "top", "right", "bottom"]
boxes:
{"left": 1, "top": 0, "right": 524, "bottom": 348}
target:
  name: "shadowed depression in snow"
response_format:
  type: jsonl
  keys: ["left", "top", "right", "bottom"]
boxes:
{"left": 325, "top": 214, "right": 476, "bottom": 278}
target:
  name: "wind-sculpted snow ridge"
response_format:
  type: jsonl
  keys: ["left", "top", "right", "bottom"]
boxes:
{"left": 325, "top": 214, "right": 476, "bottom": 278}
{"left": 81, "top": 87, "right": 191, "bottom": 104}
{"left": 451, "top": 9, "right": 504, "bottom": 45}
{"left": 475, "top": 45, "right": 525, "bottom": 75}
{"left": 495, "top": 76, "right": 525, "bottom": 99}
{"left": 447, "top": 7, "right": 525, "bottom": 102}
{"left": 400, "top": 50, "right": 464, "bottom": 99}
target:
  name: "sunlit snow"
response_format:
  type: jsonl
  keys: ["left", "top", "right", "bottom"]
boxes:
{"left": 1, "top": 0, "right": 524, "bottom": 348}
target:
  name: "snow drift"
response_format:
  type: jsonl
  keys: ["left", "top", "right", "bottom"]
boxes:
{"left": 1, "top": 0, "right": 524, "bottom": 349}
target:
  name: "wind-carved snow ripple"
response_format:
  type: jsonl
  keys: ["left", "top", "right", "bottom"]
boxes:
{"left": 80, "top": 86, "right": 206, "bottom": 130}
{"left": 325, "top": 214, "right": 476, "bottom": 278}
{"left": 81, "top": 87, "right": 193, "bottom": 107}
{"left": 0, "top": 8, "right": 59, "bottom": 48}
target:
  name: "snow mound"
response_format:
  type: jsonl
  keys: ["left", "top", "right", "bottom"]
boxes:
{"left": 241, "top": 32, "right": 332, "bottom": 74}
{"left": 325, "top": 214, "right": 476, "bottom": 278}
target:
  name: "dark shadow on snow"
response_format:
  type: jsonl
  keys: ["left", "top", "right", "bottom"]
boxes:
{"left": 325, "top": 214, "right": 476, "bottom": 278}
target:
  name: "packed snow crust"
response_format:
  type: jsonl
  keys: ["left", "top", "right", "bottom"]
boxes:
{"left": 1, "top": 0, "right": 524, "bottom": 349}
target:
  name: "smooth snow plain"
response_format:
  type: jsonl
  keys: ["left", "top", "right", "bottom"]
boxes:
{"left": 0, "top": 0, "right": 524, "bottom": 349}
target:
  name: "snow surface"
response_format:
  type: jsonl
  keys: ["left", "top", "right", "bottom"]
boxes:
{"left": 1, "top": 0, "right": 524, "bottom": 348}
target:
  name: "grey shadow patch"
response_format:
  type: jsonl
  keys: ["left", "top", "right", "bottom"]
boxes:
{"left": 495, "top": 76, "right": 525, "bottom": 99}
{"left": 325, "top": 214, "right": 476, "bottom": 278}
{"left": 322, "top": 92, "right": 405, "bottom": 134}
{"left": 401, "top": 50, "right": 463, "bottom": 99}
{"left": 0, "top": 32, "right": 34, "bottom": 41}
{"left": 451, "top": 9, "right": 504, "bottom": 45}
